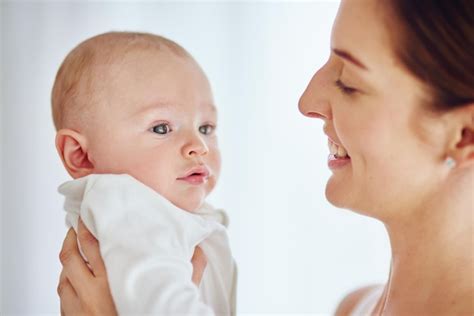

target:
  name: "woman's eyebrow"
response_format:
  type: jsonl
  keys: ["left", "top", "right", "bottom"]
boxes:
{"left": 332, "top": 48, "right": 368, "bottom": 70}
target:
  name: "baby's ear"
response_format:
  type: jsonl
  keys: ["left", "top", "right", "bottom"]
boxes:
{"left": 55, "top": 129, "right": 94, "bottom": 179}
{"left": 446, "top": 103, "right": 474, "bottom": 169}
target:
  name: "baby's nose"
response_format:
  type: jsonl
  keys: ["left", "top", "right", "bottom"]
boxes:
{"left": 183, "top": 135, "right": 209, "bottom": 158}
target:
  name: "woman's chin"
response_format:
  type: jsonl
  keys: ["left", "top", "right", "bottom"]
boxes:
{"left": 325, "top": 175, "right": 355, "bottom": 210}
{"left": 325, "top": 178, "right": 386, "bottom": 219}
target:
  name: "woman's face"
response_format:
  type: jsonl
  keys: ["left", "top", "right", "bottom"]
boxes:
{"left": 299, "top": 0, "right": 450, "bottom": 220}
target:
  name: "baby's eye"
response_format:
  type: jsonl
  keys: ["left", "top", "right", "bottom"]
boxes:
{"left": 199, "top": 124, "right": 215, "bottom": 135}
{"left": 152, "top": 123, "right": 172, "bottom": 135}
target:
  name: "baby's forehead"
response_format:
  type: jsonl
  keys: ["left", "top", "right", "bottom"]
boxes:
{"left": 90, "top": 45, "right": 173, "bottom": 79}
{"left": 91, "top": 54, "right": 212, "bottom": 112}
{"left": 87, "top": 48, "right": 181, "bottom": 104}
{"left": 84, "top": 33, "right": 192, "bottom": 86}
{"left": 91, "top": 67, "right": 215, "bottom": 120}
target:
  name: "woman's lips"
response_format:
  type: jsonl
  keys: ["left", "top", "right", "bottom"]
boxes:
{"left": 326, "top": 136, "right": 351, "bottom": 170}
{"left": 328, "top": 154, "right": 351, "bottom": 170}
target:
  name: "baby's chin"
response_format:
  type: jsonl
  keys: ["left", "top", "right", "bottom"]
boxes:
{"left": 166, "top": 181, "right": 216, "bottom": 213}
{"left": 167, "top": 194, "right": 207, "bottom": 213}
{"left": 173, "top": 201, "right": 205, "bottom": 213}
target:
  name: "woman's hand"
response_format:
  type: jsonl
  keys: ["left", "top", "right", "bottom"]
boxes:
{"left": 57, "top": 219, "right": 117, "bottom": 316}
{"left": 57, "top": 218, "right": 208, "bottom": 315}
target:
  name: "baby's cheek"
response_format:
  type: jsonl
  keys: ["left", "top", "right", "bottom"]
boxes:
{"left": 90, "top": 142, "right": 136, "bottom": 173}
{"left": 132, "top": 173, "right": 169, "bottom": 198}
{"left": 207, "top": 156, "right": 220, "bottom": 195}
{"left": 91, "top": 153, "right": 131, "bottom": 174}
{"left": 209, "top": 147, "right": 222, "bottom": 176}
{"left": 206, "top": 176, "right": 217, "bottom": 196}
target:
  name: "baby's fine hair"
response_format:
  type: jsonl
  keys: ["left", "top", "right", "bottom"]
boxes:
{"left": 51, "top": 31, "right": 191, "bottom": 131}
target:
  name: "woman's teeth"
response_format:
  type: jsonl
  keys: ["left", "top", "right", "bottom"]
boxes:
{"left": 329, "top": 141, "right": 350, "bottom": 158}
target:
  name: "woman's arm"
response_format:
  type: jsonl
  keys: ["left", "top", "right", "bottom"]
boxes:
{"left": 57, "top": 220, "right": 207, "bottom": 315}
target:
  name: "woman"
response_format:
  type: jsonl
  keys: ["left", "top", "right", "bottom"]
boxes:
{"left": 57, "top": 0, "right": 474, "bottom": 315}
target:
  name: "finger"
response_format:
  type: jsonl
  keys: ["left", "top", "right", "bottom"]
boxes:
{"left": 59, "top": 278, "right": 83, "bottom": 316}
{"left": 58, "top": 270, "right": 80, "bottom": 315}
{"left": 77, "top": 218, "right": 106, "bottom": 278}
{"left": 191, "top": 246, "right": 207, "bottom": 286}
{"left": 60, "top": 228, "right": 94, "bottom": 296}
{"left": 57, "top": 274, "right": 76, "bottom": 298}
{"left": 57, "top": 269, "right": 75, "bottom": 297}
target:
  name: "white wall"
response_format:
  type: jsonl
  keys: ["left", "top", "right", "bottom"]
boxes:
{"left": 0, "top": 1, "right": 4, "bottom": 312}
{"left": 1, "top": 1, "right": 390, "bottom": 315}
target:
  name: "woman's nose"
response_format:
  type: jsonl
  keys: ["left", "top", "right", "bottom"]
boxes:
{"left": 182, "top": 132, "right": 209, "bottom": 158}
{"left": 298, "top": 63, "right": 333, "bottom": 121}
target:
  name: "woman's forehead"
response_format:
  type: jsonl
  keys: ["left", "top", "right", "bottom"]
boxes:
{"left": 331, "top": 0, "right": 397, "bottom": 72}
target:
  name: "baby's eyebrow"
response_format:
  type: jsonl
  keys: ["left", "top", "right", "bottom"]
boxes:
{"left": 207, "top": 103, "right": 218, "bottom": 114}
{"left": 132, "top": 102, "right": 175, "bottom": 117}
{"left": 132, "top": 102, "right": 218, "bottom": 118}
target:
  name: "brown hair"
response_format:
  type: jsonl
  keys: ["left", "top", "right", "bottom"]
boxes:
{"left": 386, "top": 0, "right": 474, "bottom": 110}
{"left": 51, "top": 32, "right": 190, "bottom": 130}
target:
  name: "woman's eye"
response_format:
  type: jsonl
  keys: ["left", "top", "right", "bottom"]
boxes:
{"left": 199, "top": 124, "right": 215, "bottom": 135}
{"left": 152, "top": 123, "right": 171, "bottom": 135}
{"left": 335, "top": 79, "right": 358, "bottom": 95}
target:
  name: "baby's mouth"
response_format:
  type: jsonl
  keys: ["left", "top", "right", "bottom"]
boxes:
{"left": 328, "top": 139, "right": 350, "bottom": 159}
{"left": 177, "top": 166, "right": 210, "bottom": 185}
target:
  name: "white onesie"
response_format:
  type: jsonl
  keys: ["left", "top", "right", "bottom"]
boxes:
{"left": 59, "top": 174, "right": 237, "bottom": 315}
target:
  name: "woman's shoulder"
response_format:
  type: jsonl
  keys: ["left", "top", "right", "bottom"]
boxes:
{"left": 334, "top": 284, "right": 384, "bottom": 316}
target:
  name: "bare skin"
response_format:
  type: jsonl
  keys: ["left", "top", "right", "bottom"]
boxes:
{"left": 57, "top": 219, "right": 207, "bottom": 315}
{"left": 335, "top": 170, "right": 474, "bottom": 316}
{"left": 300, "top": 1, "right": 474, "bottom": 315}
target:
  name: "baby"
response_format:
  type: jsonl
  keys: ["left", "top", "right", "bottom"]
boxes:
{"left": 52, "top": 32, "right": 236, "bottom": 315}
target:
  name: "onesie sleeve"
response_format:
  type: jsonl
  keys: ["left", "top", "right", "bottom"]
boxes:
{"left": 63, "top": 174, "right": 216, "bottom": 315}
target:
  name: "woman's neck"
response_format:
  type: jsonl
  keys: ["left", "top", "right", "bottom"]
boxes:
{"left": 380, "top": 176, "right": 473, "bottom": 315}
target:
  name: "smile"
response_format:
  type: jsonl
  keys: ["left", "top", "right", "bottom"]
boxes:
{"left": 328, "top": 139, "right": 350, "bottom": 159}
{"left": 328, "top": 139, "right": 351, "bottom": 170}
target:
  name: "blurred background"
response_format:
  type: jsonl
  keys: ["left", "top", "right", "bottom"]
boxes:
{"left": 1, "top": 1, "right": 390, "bottom": 315}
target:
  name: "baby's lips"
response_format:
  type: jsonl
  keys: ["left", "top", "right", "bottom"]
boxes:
{"left": 178, "top": 165, "right": 210, "bottom": 179}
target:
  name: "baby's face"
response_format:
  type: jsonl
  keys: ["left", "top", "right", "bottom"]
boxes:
{"left": 84, "top": 49, "right": 220, "bottom": 212}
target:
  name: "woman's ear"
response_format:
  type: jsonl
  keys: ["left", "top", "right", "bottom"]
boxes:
{"left": 446, "top": 103, "right": 474, "bottom": 169}
{"left": 56, "top": 129, "right": 94, "bottom": 178}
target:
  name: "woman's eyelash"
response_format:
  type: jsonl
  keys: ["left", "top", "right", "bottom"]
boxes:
{"left": 335, "top": 79, "right": 357, "bottom": 95}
